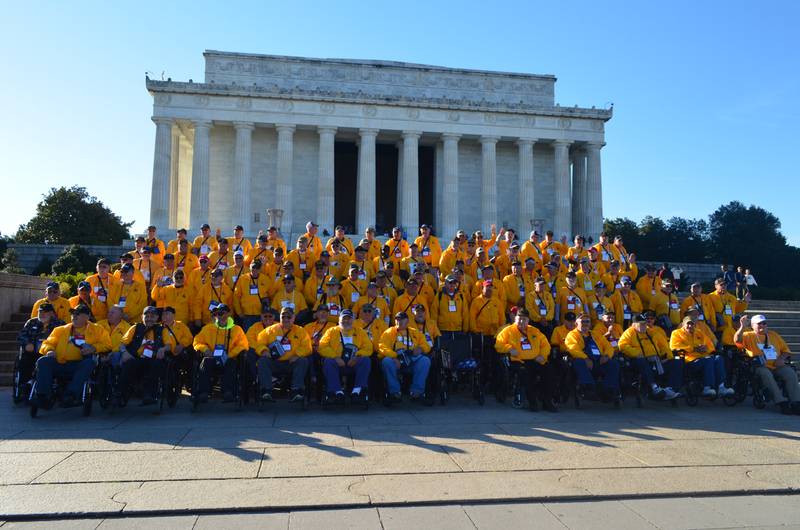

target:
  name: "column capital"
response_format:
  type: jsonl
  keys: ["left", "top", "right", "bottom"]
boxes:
{"left": 585, "top": 141, "right": 605, "bottom": 150}
{"left": 275, "top": 123, "right": 296, "bottom": 134}
{"left": 552, "top": 139, "right": 573, "bottom": 148}
{"left": 152, "top": 117, "right": 174, "bottom": 127}
{"left": 233, "top": 121, "right": 255, "bottom": 131}
{"left": 479, "top": 135, "right": 500, "bottom": 144}
{"left": 516, "top": 137, "right": 537, "bottom": 147}
{"left": 401, "top": 130, "right": 422, "bottom": 140}
{"left": 192, "top": 119, "right": 213, "bottom": 130}
{"left": 317, "top": 125, "right": 338, "bottom": 135}
{"left": 442, "top": 133, "right": 461, "bottom": 142}
{"left": 358, "top": 128, "right": 379, "bottom": 137}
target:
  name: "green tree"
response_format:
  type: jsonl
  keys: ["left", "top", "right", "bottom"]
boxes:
{"left": 16, "top": 186, "right": 132, "bottom": 245}
{"left": 0, "top": 248, "right": 26, "bottom": 274}
{"left": 51, "top": 244, "right": 98, "bottom": 275}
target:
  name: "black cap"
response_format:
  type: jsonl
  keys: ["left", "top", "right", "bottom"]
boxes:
{"left": 70, "top": 304, "right": 92, "bottom": 316}
{"left": 38, "top": 302, "right": 55, "bottom": 312}
{"left": 201, "top": 223, "right": 210, "bottom": 229}
{"left": 120, "top": 264, "right": 134, "bottom": 273}
{"left": 632, "top": 313, "right": 647, "bottom": 323}
{"left": 564, "top": 312, "right": 577, "bottom": 322}
{"left": 163, "top": 306, "right": 176, "bottom": 314}
{"left": 212, "top": 303, "right": 230, "bottom": 314}
{"left": 394, "top": 311, "right": 409, "bottom": 320}
{"left": 234, "top": 225, "right": 244, "bottom": 231}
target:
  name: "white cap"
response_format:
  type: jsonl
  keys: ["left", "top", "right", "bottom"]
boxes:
{"left": 750, "top": 314, "right": 767, "bottom": 326}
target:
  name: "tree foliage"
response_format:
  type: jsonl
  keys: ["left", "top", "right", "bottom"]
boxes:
{"left": 0, "top": 248, "right": 26, "bottom": 274}
{"left": 51, "top": 245, "right": 98, "bottom": 275}
{"left": 16, "top": 186, "right": 132, "bottom": 245}
{"left": 604, "top": 201, "right": 799, "bottom": 288}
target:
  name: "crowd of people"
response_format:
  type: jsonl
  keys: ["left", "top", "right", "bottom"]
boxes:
{"left": 14, "top": 220, "right": 798, "bottom": 416}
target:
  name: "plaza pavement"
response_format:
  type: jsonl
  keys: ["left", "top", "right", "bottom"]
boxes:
{"left": 1, "top": 388, "right": 799, "bottom": 522}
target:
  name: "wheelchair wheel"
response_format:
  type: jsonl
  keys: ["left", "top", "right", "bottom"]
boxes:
{"left": 722, "top": 393, "right": 737, "bottom": 407}
{"left": 12, "top": 352, "right": 26, "bottom": 405}
{"left": 753, "top": 392, "right": 767, "bottom": 409}
{"left": 190, "top": 357, "right": 202, "bottom": 413}
{"left": 81, "top": 380, "right": 94, "bottom": 417}
{"left": 685, "top": 392, "right": 698, "bottom": 407}
{"left": 29, "top": 402, "right": 39, "bottom": 418}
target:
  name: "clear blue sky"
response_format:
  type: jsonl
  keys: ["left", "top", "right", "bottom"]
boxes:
{"left": 2, "top": 1, "right": 798, "bottom": 244}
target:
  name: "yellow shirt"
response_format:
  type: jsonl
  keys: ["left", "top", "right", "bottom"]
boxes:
{"left": 564, "top": 328, "right": 614, "bottom": 360}
{"left": 378, "top": 326, "right": 431, "bottom": 359}
{"left": 737, "top": 330, "right": 791, "bottom": 369}
{"left": 97, "top": 319, "right": 132, "bottom": 352}
{"left": 618, "top": 326, "right": 673, "bottom": 359}
{"left": 649, "top": 290, "right": 681, "bottom": 326}
{"left": 40, "top": 322, "right": 112, "bottom": 363}
{"left": 669, "top": 327, "right": 715, "bottom": 362}
{"left": 233, "top": 272, "right": 274, "bottom": 316}
{"left": 354, "top": 317, "right": 389, "bottom": 351}
{"left": 193, "top": 319, "right": 248, "bottom": 359}
{"left": 469, "top": 294, "right": 505, "bottom": 335}
{"left": 318, "top": 326, "right": 373, "bottom": 359}
{"left": 431, "top": 290, "right": 469, "bottom": 332}
{"left": 495, "top": 324, "right": 550, "bottom": 363}
{"left": 108, "top": 281, "right": 148, "bottom": 323}
{"left": 413, "top": 235, "right": 443, "bottom": 268}
{"left": 31, "top": 296, "right": 72, "bottom": 323}
{"left": 193, "top": 282, "right": 234, "bottom": 324}
{"left": 257, "top": 323, "right": 312, "bottom": 359}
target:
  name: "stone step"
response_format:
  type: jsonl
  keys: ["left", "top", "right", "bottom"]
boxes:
{"left": 0, "top": 330, "right": 18, "bottom": 341}
{"left": 9, "top": 312, "right": 30, "bottom": 323}
{"left": 1, "top": 321, "right": 24, "bottom": 332}
{"left": 0, "top": 372, "right": 11, "bottom": 386}
{"left": 0, "top": 339, "right": 17, "bottom": 350}
{"left": 0, "top": 351, "right": 17, "bottom": 362}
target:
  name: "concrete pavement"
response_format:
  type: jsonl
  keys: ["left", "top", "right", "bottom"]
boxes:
{"left": 1, "top": 388, "right": 799, "bottom": 520}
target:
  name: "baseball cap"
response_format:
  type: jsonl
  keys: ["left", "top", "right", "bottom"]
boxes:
{"left": 394, "top": 311, "right": 409, "bottom": 320}
{"left": 340, "top": 309, "right": 354, "bottom": 319}
{"left": 234, "top": 225, "right": 244, "bottom": 231}
{"left": 213, "top": 303, "right": 230, "bottom": 314}
{"left": 306, "top": 221, "right": 318, "bottom": 231}
{"left": 143, "top": 306, "right": 160, "bottom": 316}
{"left": 211, "top": 269, "right": 224, "bottom": 277}
{"left": 120, "top": 263, "right": 134, "bottom": 273}
{"left": 750, "top": 314, "right": 767, "bottom": 325}
{"left": 77, "top": 281, "right": 91, "bottom": 291}
{"left": 201, "top": 223, "right": 210, "bottom": 230}
{"left": 70, "top": 304, "right": 92, "bottom": 316}
{"left": 38, "top": 303, "right": 55, "bottom": 312}
{"left": 46, "top": 281, "right": 59, "bottom": 290}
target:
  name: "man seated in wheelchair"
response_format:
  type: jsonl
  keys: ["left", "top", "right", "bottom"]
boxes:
{"left": 117, "top": 306, "right": 174, "bottom": 406}
{"left": 318, "top": 309, "right": 372, "bottom": 404}
{"left": 564, "top": 313, "right": 621, "bottom": 402}
{"left": 160, "top": 305, "right": 194, "bottom": 373}
{"left": 379, "top": 311, "right": 432, "bottom": 403}
{"left": 16, "top": 302, "right": 64, "bottom": 401}
{"left": 192, "top": 303, "right": 248, "bottom": 402}
{"left": 618, "top": 314, "right": 681, "bottom": 400}
{"left": 409, "top": 303, "right": 440, "bottom": 349}
{"left": 33, "top": 304, "right": 111, "bottom": 408}
{"left": 254, "top": 306, "right": 311, "bottom": 403}
{"left": 495, "top": 308, "right": 557, "bottom": 412}
{"left": 734, "top": 314, "right": 800, "bottom": 414}
{"left": 670, "top": 316, "right": 735, "bottom": 398}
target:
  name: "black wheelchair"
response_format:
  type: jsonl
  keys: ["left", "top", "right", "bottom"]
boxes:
{"left": 437, "top": 332, "right": 485, "bottom": 406}
{"left": 730, "top": 352, "right": 795, "bottom": 409}
{"left": 242, "top": 349, "right": 312, "bottom": 412}
{"left": 12, "top": 346, "right": 37, "bottom": 405}
{"left": 28, "top": 357, "right": 98, "bottom": 418}
{"left": 563, "top": 353, "right": 624, "bottom": 409}
{"left": 190, "top": 351, "right": 247, "bottom": 412}
{"left": 676, "top": 351, "right": 738, "bottom": 407}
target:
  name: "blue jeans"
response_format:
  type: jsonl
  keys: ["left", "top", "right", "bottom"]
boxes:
{"left": 664, "top": 358, "right": 684, "bottom": 390}
{"left": 322, "top": 356, "right": 370, "bottom": 393}
{"left": 35, "top": 356, "right": 95, "bottom": 398}
{"left": 381, "top": 354, "right": 431, "bottom": 395}
{"left": 247, "top": 350, "right": 309, "bottom": 392}
{"left": 572, "top": 356, "right": 620, "bottom": 392}
{"left": 689, "top": 355, "right": 726, "bottom": 388}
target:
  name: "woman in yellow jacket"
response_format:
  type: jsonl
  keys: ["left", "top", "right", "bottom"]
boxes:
{"left": 618, "top": 314, "right": 680, "bottom": 400}
{"left": 318, "top": 309, "right": 372, "bottom": 402}
{"left": 254, "top": 306, "right": 311, "bottom": 402}
{"left": 494, "top": 308, "right": 556, "bottom": 411}
{"left": 564, "top": 313, "right": 620, "bottom": 401}
{"left": 379, "top": 311, "right": 432, "bottom": 401}
{"left": 192, "top": 304, "right": 248, "bottom": 402}
{"left": 669, "top": 316, "right": 734, "bottom": 398}
{"left": 34, "top": 304, "right": 112, "bottom": 406}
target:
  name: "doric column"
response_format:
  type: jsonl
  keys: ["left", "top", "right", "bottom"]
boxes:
{"left": 399, "top": 131, "right": 421, "bottom": 231}
{"left": 441, "top": 133, "right": 461, "bottom": 240}
{"left": 169, "top": 126, "right": 181, "bottom": 229}
{"left": 275, "top": 124, "right": 295, "bottom": 235}
{"left": 356, "top": 128, "right": 378, "bottom": 233}
{"left": 149, "top": 117, "right": 173, "bottom": 233}
{"left": 396, "top": 140, "right": 404, "bottom": 227}
{"left": 571, "top": 147, "right": 587, "bottom": 236}
{"left": 517, "top": 138, "right": 536, "bottom": 234}
{"left": 232, "top": 122, "right": 255, "bottom": 234}
{"left": 317, "top": 126, "right": 337, "bottom": 233}
{"left": 480, "top": 136, "right": 499, "bottom": 233}
{"left": 188, "top": 120, "right": 212, "bottom": 230}
{"left": 552, "top": 140, "right": 573, "bottom": 239}
{"left": 585, "top": 142, "right": 604, "bottom": 240}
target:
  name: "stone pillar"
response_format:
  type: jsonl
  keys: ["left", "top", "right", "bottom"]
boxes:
{"left": 571, "top": 147, "right": 587, "bottom": 236}
{"left": 552, "top": 140, "right": 573, "bottom": 239}
{"left": 232, "top": 122, "right": 255, "bottom": 234}
{"left": 585, "top": 142, "right": 604, "bottom": 240}
{"left": 275, "top": 124, "right": 295, "bottom": 236}
{"left": 188, "top": 120, "right": 212, "bottom": 230}
{"left": 517, "top": 138, "right": 536, "bottom": 235}
{"left": 169, "top": 126, "right": 181, "bottom": 229}
{"left": 396, "top": 140, "right": 404, "bottom": 227}
{"left": 149, "top": 117, "right": 173, "bottom": 232}
{"left": 480, "top": 136, "right": 499, "bottom": 233}
{"left": 399, "top": 131, "right": 421, "bottom": 232}
{"left": 441, "top": 133, "right": 461, "bottom": 240}
{"left": 317, "top": 126, "right": 337, "bottom": 233}
{"left": 356, "top": 128, "right": 378, "bottom": 233}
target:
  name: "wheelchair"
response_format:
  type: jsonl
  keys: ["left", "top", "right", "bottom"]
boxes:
{"left": 676, "top": 351, "right": 738, "bottom": 407}
{"left": 380, "top": 350, "right": 435, "bottom": 408}
{"left": 12, "top": 346, "right": 37, "bottom": 405}
{"left": 28, "top": 357, "right": 98, "bottom": 418}
{"left": 243, "top": 350, "right": 312, "bottom": 412}
{"left": 97, "top": 352, "right": 181, "bottom": 414}
{"left": 731, "top": 353, "right": 794, "bottom": 409}
{"left": 493, "top": 356, "right": 553, "bottom": 410}
{"left": 565, "top": 353, "right": 623, "bottom": 409}
{"left": 190, "top": 351, "right": 246, "bottom": 412}
{"left": 437, "top": 332, "right": 484, "bottom": 406}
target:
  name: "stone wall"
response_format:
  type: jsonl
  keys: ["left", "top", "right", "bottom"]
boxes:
{"left": 7, "top": 244, "right": 130, "bottom": 274}
{"left": 638, "top": 261, "right": 724, "bottom": 285}
{"left": 0, "top": 273, "right": 49, "bottom": 324}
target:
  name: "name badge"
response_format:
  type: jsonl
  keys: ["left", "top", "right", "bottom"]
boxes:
{"left": 142, "top": 341, "right": 154, "bottom": 358}
{"left": 217, "top": 262, "right": 228, "bottom": 270}
{"left": 213, "top": 344, "right": 226, "bottom": 357}
{"left": 342, "top": 335, "right": 353, "bottom": 345}
{"left": 351, "top": 292, "right": 360, "bottom": 303}
{"left": 329, "top": 305, "right": 340, "bottom": 316}
{"left": 394, "top": 250, "right": 401, "bottom": 258}
{"left": 98, "top": 295, "right": 107, "bottom": 302}
{"left": 698, "top": 314, "right": 704, "bottom": 320}
{"left": 118, "top": 296, "right": 127, "bottom": 308}
{"left": 424, "top": 333, "right": 433, "bottom": 347}
{"left": 422, "top": 248, "right": 430, "bottom": 257}
{"left": 602, "top": 251, "right": 610, "bottom": 261}
{"left": 358, "top": 271, "right": 366, "bottom": 280}
{"left": 477, "top": 270, "right": 483, "bottom": 279}
{"left": 448, "top": 301, "right": 457, "bottom": 312}
{"left": 610, "top": 340, "right": 618, "bottom": 348}
{"left": 73, "top": 336, "right": 86, "bottom": 347}
{"left": 669, "top": 302, "right": 679, "bottom": 310}
{"left": 567, "top": 303, "right": 575, "bottom": 310}
{"left": 724, "top": 306, "right": 733, "bottom": 315}
{"left": 590, "top": 346, "right": 601, "bottom": 357}
{"left": 651, "top": 289, "right": 656, "bottom": 295}
{"left": 142, "top": 270, "right": 150, "bottom": 281}
{"left": 521, "top": 338, "right": 531, "bottom": 350}
{"left": 762, "top": 345, "right": 777, "bottom": 360}
{"left": 201, "top": 245, "right": 210, "bottom": 254}
{"left": 623, "top": 312, "right": 631, "bottom": 320}
{"left": 281, "top": 337, "right": 292, "bottom": 352}
{"left": 249, "top": 286, "right": 259, "bottom": 295}
{"left": 540, "top": 308, "right": 547, "bottom": 316}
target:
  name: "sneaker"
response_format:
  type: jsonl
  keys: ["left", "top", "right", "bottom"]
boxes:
{"left": 650, "top": 384, "right": 665, "bottom": 399}
{"left": 335, "top": 391, "right": 346, "bottom": 404}
{"left": 260, "top": 391, "right": 275, "bottom": 402}
{"left": 290, "top": 390, "right": 304, "bottom": 403}
{"left": 662, "top": 387, "right": 679, "bottom": 400}
{"left": 701, "top": 386, "right": 716, "bottom": 398}
{"left": 718, "top": 384, "right": 735, "bottom": 397}
{"left": 512, "top": 395, "right": 523, "bottom": 409}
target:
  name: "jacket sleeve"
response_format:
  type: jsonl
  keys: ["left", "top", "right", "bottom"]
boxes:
{"left": 193, "top": 327, "right": 211, "bottom": 352}
{"left": 617, "top": 328, "right": 642, "bottom": 358}
{"left": 229, "top": 327, "right": 248, "bottom": 358}
{"left": 564, "top": 330, "right": 587, "bottom": 359}
{"left": 317, "top": 327, "right": 339, "bottom": 359}
{"left": 494, "top": 326, "right": 514, "bottom": 354}
{"left": 356, "top": 329, "right": 372, "bottom": 357}
{"left": 293, "top": 327, "right": 312, "bottom": 358}
{"left": 412, "top": 328, "right": 432, "bottom": 354}
{"left": 378, "top": 328, "right": 397, "bottom": 359}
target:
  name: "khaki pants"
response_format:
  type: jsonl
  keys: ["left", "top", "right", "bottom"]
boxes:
{"left": 756, "top": 365, "right": 800, "bottom": 403}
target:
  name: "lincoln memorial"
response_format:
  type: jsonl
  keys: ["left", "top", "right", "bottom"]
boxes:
{"left": 146, "top": 50, "right": 612, "bottom": 240}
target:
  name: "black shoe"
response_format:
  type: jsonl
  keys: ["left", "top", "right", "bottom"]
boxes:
{"left": 791, "top": 402, "right": 800, "bottom": 415}
{"left": 543, "top": 401, "right": 558, "bottom": 413}
{"left": 779, "top": 401, "right": 792, "bottom": 415}
{"left": 335, "top": 392, "right": 346, "bottom": 405}
{"left": 60, "top": 394, "right": 80, "bottom": 408}
{"left": 290, "top": 390, "right": 304, "bottom": 403}
{"left": 261, "top": 390, "right": 275, "bottom": 403}
{"left": 196, "top": 392, "right": 209, "bottom": 403}
{"left": 223, "top": 392, "right": 235, "bottom": 403}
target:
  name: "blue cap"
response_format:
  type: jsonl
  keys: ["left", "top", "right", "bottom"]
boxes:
{"left": 46, "top": 281, "right": 59, "bottom": 290}
{"left": 78, "top": 281, "right": 91, "bottom": 290}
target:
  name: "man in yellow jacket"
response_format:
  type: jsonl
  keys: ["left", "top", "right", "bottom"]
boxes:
{"left": 414, "top": 224, "right": 442, "bottom": 274}
{"left": 649, "top": 279, "right": 682, "bottom": 331}
{"left": 618, "top": 314, "right": 680, "bottom": 400}
{"left": 670, "top": 316, "right": 734, "bottom": 398}
{"left": 611, "top": 276, "right": 643, "bottom": 330}
{"left": 326, "top": 226, "right": 354, "bottom": 256}
{"left": 564, "top": 313, "right": 620, "bottom": 402}
{"left": 192, "top": 303, "right": 248, "bottom": 402}
{"left": 254, "top": 306, "right": 311, "bottom": 403}
{"left": 379, "top": 311, "right": 432, "bottom": 402}
{"left": 734, "top": 314, "right": 799, "bottom": 414}
{"left": 495, "top": 307, "right": 556, "bottom": 411}
{"left": 144, "top": 225, "right": 167, "bottom": 266}
{"left": 681, "top": 282, "right": 716, "bottom": 328}
{"left": 109, "top": 264, "right": 148, "bottom": 324}
{"left": 31, "top": 281, "right": 72, "bottom": 323}
{"left": 234, "top": 259, "right": 274, "bottom": 330}
{"left": 227, "top": 225, "right": 252, "bottom": 256}
{"left": 166, "top": 228, "right": 192, "bottom": 255}
{"left": 194, "top": 269, "right": 234, "bottom": 327}
{"left": 192, "top": 223, "right": 218, "bottom": 256}
{"left": 34, "top": 304, "right": 111, "bottom": 407}
{"left": 318, "top": 309, "right": 372, "bottom": 403}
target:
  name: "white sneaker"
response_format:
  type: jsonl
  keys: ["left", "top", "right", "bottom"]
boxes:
{"left": 702, "top": 386, "right": 717, "bottom": 398}
{"left": 663, "top": 387, "right": 679, "bottom": 400}
{"left": 650, "top": 384, "right": 665, "bottom": 398}
{"left": 718, "top": 384, "right": 734, "bottom": 397}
